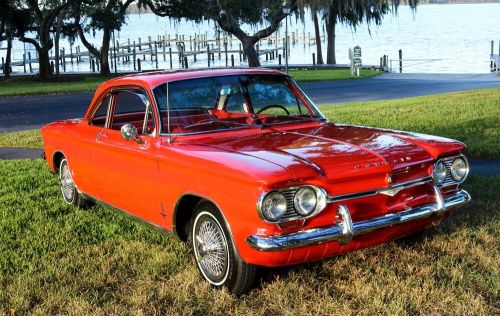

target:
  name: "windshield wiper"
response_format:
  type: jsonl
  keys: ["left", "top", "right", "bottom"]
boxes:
{"left": 183, "top": 119, "right": 254, "bottom": 130}
{"left": 260, "top": 116, "right": 326, "bottom": 128}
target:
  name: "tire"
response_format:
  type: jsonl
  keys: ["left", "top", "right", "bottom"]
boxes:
{"left": 190, "top": 201, "right": 256, "bottom": 295}
{"left": 59, "top": 158, "right": 92, "bottom": 208}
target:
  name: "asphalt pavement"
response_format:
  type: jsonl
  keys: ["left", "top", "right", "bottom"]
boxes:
{"left": 1, "top": 73, "right": 499, "bottom": 133}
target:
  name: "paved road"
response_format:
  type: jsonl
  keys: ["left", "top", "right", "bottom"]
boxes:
{"left": 1, "top": 73, "right": 499, "bottom": 133}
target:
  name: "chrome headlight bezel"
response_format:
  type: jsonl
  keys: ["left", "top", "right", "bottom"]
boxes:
{"left": 258, "top": 185, "right": 328, "bottom": 223}
{"left": 433, "top": 154, "right": 469, "bottom": 186}
{"left": 259, "top": 191, "right": 288, "bottom": 222}
{"left": 450, "top": 156, "right": 469, "bottom": 182}
{"left": 433, "top": 161, "right": 448, "bottom": 184}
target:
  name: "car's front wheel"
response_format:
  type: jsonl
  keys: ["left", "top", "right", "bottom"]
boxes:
{"left": 191, "top": 201, "right": 256, "bottom": 295}
{"left": 59, "top": 158, "right": 91, "bottom": 208}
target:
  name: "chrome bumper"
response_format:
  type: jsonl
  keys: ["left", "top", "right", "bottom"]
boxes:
{"left": 247, "top": 187, "right": 471, "bottom": 252}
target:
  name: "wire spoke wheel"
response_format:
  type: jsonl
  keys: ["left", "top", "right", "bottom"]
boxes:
{"left": 60, "top": 159, "right": 75, "bottom": 203}
{"left": 193, "top": 212, "right": 229, "bottom": 285}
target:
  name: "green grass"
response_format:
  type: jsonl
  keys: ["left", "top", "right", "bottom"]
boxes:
{"left": 0, "top": 69, "right": 379, "bottom": 97}
{"left": 290, "top": 68, "right": 381, "bottom": 82}
{"left": 0, "top": 159, "right": 498, "bottom": 314}
{"left": 0, "top": 130, "right": 43, "bottom": 148}
{"left": 0, "top": 77, "right": 109, "bottom": 97}
{"left": 1, "top": 88, "right": 498, "bottom": 159}
{"left": 319, "top": 88, "right": 500, "bottom": 159}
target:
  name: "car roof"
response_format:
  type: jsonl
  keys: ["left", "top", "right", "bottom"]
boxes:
{"left": 103, "top": 67, "right": 287, "bottom": 89}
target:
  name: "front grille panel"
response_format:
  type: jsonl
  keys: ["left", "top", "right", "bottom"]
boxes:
{"left": 440, "top": 157, "right": 460, "bottom": 187}
{"left": 281, "top": 188, "right": 299, "bottom": 220}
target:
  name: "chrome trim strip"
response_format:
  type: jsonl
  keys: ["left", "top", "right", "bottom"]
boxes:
{"left": 246, "top": 188, "right": 471, "bottom": 251}
{"left": 327, "top": 176, "right": 433, "bottom": 203}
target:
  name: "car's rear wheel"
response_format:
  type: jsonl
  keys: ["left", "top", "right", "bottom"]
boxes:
{"left": 191, "top": 201, "right": 256, "bottom": 295}
{"left": 59, "top": 158, "right": 91, "bottom": 208}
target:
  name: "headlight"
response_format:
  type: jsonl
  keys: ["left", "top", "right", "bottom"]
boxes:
{"left": 450, "top": 157, "right": 469, "bottom": 181}
{"left": 294, "top": 186, "right": 317, "bottom": 215}
{"left": 433, "top": 161, "right": 447, "bottom": 184}
{"left": 261, "top": 191, "right": 287, "bottom": 221}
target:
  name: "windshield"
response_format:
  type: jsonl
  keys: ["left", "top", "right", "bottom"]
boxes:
{"left": 153, "top": 74, "right": 324, "bottom": 134}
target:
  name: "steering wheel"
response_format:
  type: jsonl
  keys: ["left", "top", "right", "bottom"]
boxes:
{"left": 256, "top": 104, "right": 290, "bottom": 116}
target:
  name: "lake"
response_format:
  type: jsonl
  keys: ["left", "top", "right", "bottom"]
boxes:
{"left": 1, "top": 3, "right": 499, "bottom": 74}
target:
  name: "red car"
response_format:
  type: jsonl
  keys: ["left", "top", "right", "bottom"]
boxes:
{"left": 41, "top": 68, "right": 471, "bottom": 294}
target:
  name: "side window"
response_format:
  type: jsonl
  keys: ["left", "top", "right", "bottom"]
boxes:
{"left": 91, "top": 94, "right": 111, "bottom": 127}
{"left": 111, "top": 90, "right": 155, "bottom": 135}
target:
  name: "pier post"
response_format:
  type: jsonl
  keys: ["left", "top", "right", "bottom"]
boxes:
{"left": 133, "top": 42, "right": 136, "bottom": 70}
{"left": 163, "top": 40, "right": 166, "bottom": 61}
{"left": 225, "top": 42, "right": 228, "bottom": 66}
{"left": 207, "top": 46, "right": 211, "bottom": 67}
{"left": 169, "top": 47, "right": 173, "bottom": 69}
{"left": 399, "top": 49, "right": 403, "bottom": 73}
{"left": 155, "top": 41, "right": 159, "bottom": 69}
{"left": 28, "top": 52, "right": 32, "bottom": 72}
{"left": 62, "top": 48, "right": 66, "bottom": 72}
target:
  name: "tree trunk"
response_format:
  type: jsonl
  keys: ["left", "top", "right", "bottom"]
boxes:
{"left": 326, "top": 6, "right": 337, "bottom": 65}
{"left": 4, "top": 36, "right": 12, "bottom": 79}
{"left": 312, "top": 8, "right": 323, "bottom": 65}
{"left": 100, "top": 50, "right": 110, "bottom": 75}
{"left": 243, "top": 39, "right": 260, "bottom": 67}
{"left": 54, "top": 14, "right": 63, "bottom": 75}
{"left": 38, "top": 48, "right": 52, "bottom": 81}
{"left": 99, "top": 29, "right": 112, "bottom": 74}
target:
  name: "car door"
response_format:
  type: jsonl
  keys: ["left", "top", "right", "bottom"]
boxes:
{"left": 92, "top": 87, "right": 161, "bottom": 225}
{"left": 69, "top": 92, "right": 113, "bottom": 197}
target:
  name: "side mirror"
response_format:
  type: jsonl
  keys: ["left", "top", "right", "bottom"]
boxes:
{"left": 120, "top": 124, "right": 138, "bottom": 141}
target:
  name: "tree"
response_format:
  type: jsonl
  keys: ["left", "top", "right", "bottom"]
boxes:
{"left": 314, "top": 0, "right": 417, "bottom": 64}
{"left": 73, "top": 0, "right": 134, "bottom": 75}
{"left": 311, "top": 5, "right": 323, "bottom": 64}
{"left": 0, "top": 0, "right": 31, "bottom": 79}
{"left": 145, "top": 0, "right": 297, "bottom": 67}
{"left": 18, "top": 0, "right": 72, "bottom": 80}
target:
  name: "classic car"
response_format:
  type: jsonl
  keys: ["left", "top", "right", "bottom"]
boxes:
{"left": 41, "top": 68, "right": 471, "bottom": 295}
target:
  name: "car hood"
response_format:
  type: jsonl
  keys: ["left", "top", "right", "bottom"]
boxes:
{"left": 191, "top": 123, "right": 464, "bottom": 191}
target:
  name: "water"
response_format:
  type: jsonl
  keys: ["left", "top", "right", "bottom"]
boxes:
{"left": 1, "top": 3, "right": 499, "bottom": 74}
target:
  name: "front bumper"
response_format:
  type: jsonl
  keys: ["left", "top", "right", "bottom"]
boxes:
{"left": 247, "top": 187, "right": 471, "bottom": 252}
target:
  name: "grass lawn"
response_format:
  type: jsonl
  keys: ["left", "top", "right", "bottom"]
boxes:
{"left": 0, "top": 159, "right": 497, "bottom": 314}
{"left": 289, "top": 68, "right": 381, "bottom": 82}
{"left": 1, "top": 88, "right": 498, "bottom": 159}
{"left": 318, "top": 88, "right": 500, "bottom": 159}
{"left": 0, "top": 76, "right": 110, "bottom": 97}
{"left": 0, "top": 69, "right": 380, "bottom": 97}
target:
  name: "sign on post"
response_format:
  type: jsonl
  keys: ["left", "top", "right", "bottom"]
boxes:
{"left": 353, "top": 46, "right": 362, "bottom": 58}
{"left": 350, "top": 46, "right": 362, "bottom": 76}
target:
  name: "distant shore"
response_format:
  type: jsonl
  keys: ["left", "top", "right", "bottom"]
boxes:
{"left": 126, "top": 0, "right": 500, "bottom": 14}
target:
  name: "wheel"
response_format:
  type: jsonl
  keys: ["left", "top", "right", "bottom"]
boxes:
{"left": 59, "top": 158, "right": 92, "bottom": 208}
{"left": 191, "top": 201, "right": 256, "bottom": 295}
